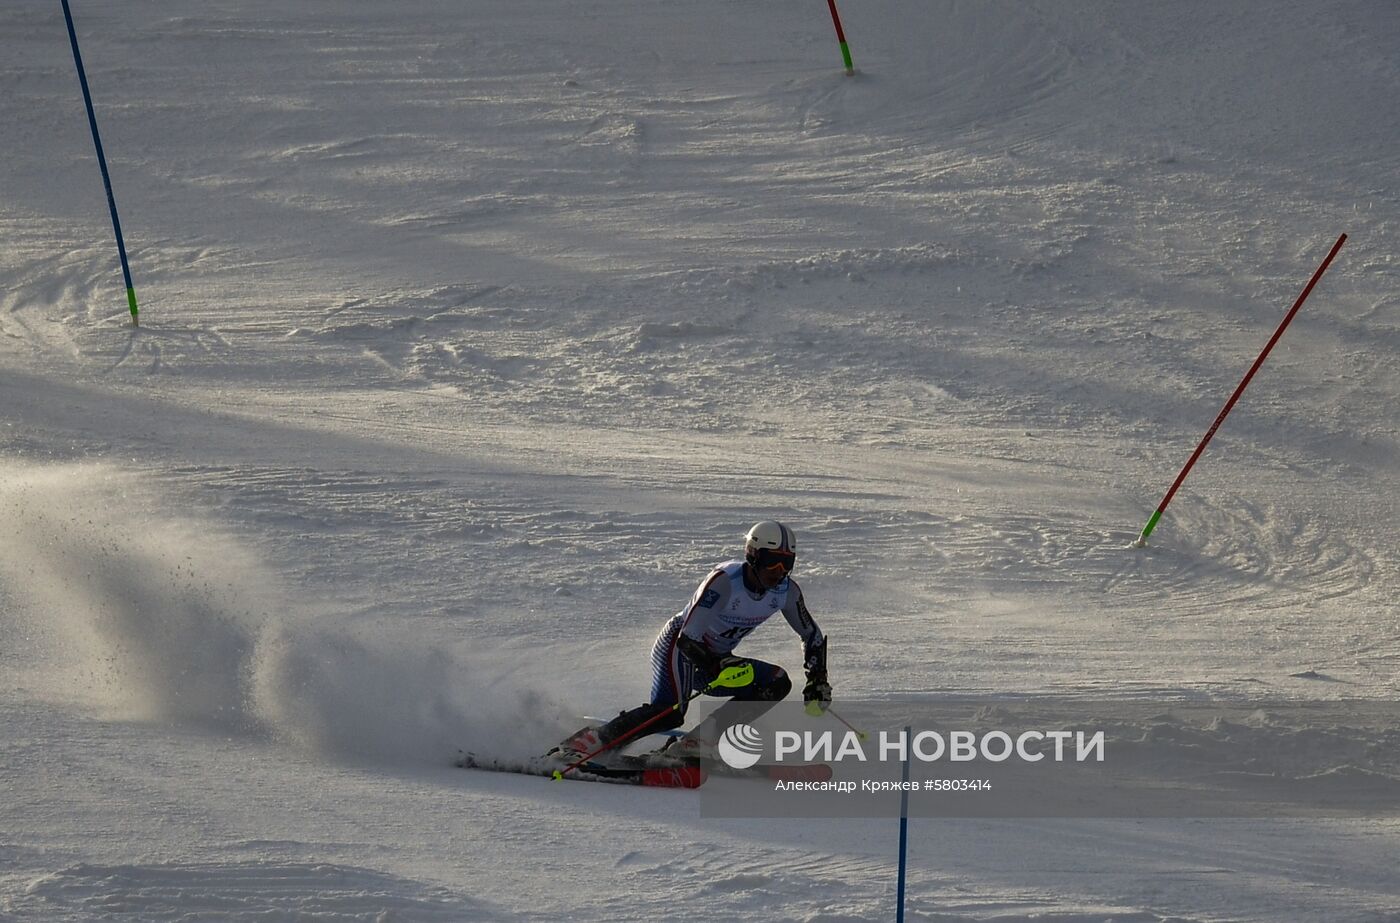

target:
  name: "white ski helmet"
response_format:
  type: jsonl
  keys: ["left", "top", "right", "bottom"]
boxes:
{"left": 744, "top": 521, "right": 797, "bottom": 574}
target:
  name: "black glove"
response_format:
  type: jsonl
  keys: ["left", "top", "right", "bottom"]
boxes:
{"left": 803, "top": 674, "right": 832, "bottom": 715}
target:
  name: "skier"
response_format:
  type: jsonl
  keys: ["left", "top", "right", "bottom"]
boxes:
{"left": 551, "top": 520, "right": 830, "bottom": 764}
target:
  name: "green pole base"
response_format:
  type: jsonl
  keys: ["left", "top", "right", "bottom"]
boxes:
{"left": 1133, "top": 509, "right": 1164, "bottom": 548}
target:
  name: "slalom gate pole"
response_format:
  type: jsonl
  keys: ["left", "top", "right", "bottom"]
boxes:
{"left": 553, "top": 663, "right": 755, "bottom": 780}
{"left": 825, "top": 0, "right": 855, "bottom": 75}
{"left": 1133, "top": 233, "right": 1347, "bottom": 547}
{"left": 61, "top": 0, "right": 140, "bottom": 327}
{"left": 895, "top": 724, "right": 911, "bottom": 923}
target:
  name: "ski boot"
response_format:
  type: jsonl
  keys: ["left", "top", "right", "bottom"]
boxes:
{"left": 545, "top": 726, "right": 604, "bottom": 764}
{"left": 658, "top": 731, "right": 720, "bottom": 762}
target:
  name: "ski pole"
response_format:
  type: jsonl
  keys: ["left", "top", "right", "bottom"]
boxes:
{"left": 1132, "top": 233, "right": 1347, "bottom": 547}
{"left": 553, "top": 662, "right": 755, "bottom": 780}
{"left": 821, "top": 705, "right": 870, "bottom": 741}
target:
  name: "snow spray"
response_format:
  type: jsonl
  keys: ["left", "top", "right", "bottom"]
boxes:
{"left": 0, "top": 462, "right": 561, "bottom": 764}
{"left": 0, "top": 462, "right": 268, "bottom": 725}
{"left": 61, "top": 0, "right": 140, "bottom": 326}
{"left": 1134, "top": 233, "right": 1347, "bottom": 547}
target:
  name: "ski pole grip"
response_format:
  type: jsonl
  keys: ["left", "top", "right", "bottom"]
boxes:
{"left": 708, "top": 662, "right": 755, "bottom": 690}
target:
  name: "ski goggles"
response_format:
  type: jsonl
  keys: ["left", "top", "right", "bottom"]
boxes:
{"left": 753, "top": 548, "right": 796, "bottom": 576}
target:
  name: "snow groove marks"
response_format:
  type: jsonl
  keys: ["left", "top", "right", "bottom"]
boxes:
{"left": 924, "top": 902, "right": 1182, "bottom": 923}
{"left": 0, "top": 245, "right": 137, "bottom": 369}
{"left": 1096, "top": 705, "right": 1400, "bottom": 792}
{"left": 307, "top": 284, "right": 506, "bottom": 336}
{"left": 8, "top": 861, "right": 515, "bottom": 922}
{"left": 1038, "top": 502, "right": 1370, "bottom": 615}
{"left": 1113, "top": 496, "right": 1378, "bottom": 614}
{"left": 605, "top": 841, "right": 1186, "bottom": 922}
{"left": 770, "top": 0, "right": 1077, "bottom": 142}
{"left": 598, "top": 846, "right": 896, "bottom": 922}
{"left": 0, "top": 240, "right": 235, "bottom": 376}
{"left": 814, "top": 497, "right": 1374, "bottom": 625}
{"left": 295, "top": 284, "right": 535, "bottom": 388}
{"left": 820, "top": 0, "right": 1075, "bottom": 140}
{"left": 406, "top": 332, "right": 552, "bottom": 399}
{"left": 572, "top": 112, "right": 646, "bottom": 175}
{"left": 670, "top": 243, "right": 973, "bottom": 296}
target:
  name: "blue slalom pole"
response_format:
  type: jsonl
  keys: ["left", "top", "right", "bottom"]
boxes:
{"left": 61, "top": 0, "right": 139, "bottom": 326}
{"left": 896, "top": 724, "right": 911, "bottom": 922}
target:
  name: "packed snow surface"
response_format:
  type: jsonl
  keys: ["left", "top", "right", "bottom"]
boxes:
{"left": 2, "top": 1, "right": 1398, "bottom": 920}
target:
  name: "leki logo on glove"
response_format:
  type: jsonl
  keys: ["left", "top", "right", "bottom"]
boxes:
{"left": 718, "top": 723, "right": 764, "bottom": 769}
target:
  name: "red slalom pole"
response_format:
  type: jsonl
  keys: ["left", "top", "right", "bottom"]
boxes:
{"left": 826, "top": 0, "right": 855, "bottom": 75}
{"left": 1133, "top": 233, "right": 1348, "bottom": 547}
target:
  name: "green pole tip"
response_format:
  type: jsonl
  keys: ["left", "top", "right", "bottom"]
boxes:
{"left": 1132, "top": 509, "right": 1163, "bottom": 548}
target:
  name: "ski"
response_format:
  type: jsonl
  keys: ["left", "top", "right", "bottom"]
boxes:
{"left": 607, "top": 750, "right": 834, "bottom": 783}
{"left": 676, "top": 759, "right": 833, "bottom": 782}
{"left": 454, "top": 752, "right": 706, "bottom": 788}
